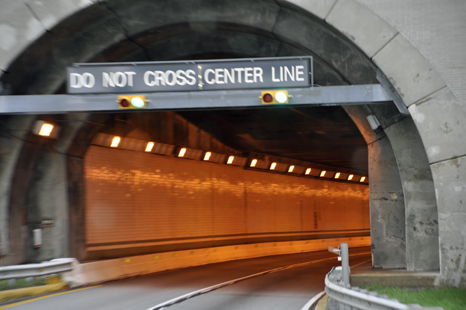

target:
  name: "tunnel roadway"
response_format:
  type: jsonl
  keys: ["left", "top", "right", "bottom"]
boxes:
{"left": 2, "top": 247, "right": 371, "bottom": 310}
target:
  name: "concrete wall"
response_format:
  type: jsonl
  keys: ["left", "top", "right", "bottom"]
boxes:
{"left": 83, "top": 145, "right": 369, "bottom": 260}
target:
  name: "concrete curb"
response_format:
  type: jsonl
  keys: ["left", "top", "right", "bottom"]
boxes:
{"left": 314, "top": 294, "right": 328, "bottom": 310}
{"left": 0, "top": 282, "right": 68, "bottom": 303}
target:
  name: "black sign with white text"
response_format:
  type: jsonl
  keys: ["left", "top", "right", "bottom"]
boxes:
{"left": 67, "top": 57, "right": 312, "bottom": 94}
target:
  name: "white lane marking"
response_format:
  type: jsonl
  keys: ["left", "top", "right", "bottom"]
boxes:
{"left": 300, "top": 259, "right": 372, "bottom": 310}
{"left": 147, "top": 252, "right": 371, "bottom": 310}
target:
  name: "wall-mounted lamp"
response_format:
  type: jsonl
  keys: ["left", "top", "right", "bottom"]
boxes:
{"left": 366, "top": 115, "right": 381, "bottom": 130}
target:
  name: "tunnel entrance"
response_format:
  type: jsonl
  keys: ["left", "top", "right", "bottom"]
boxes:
{"left": 0, "top": 0, "right": 439, "bottom": 275}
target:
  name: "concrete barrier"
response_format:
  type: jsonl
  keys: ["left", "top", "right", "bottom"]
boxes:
{"left": 64, "top": 236, "right": 370, "bottom": 287}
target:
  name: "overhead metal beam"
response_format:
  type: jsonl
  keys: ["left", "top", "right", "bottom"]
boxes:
{"left": 0, "top": 84, "right": 392, "bottom": 115}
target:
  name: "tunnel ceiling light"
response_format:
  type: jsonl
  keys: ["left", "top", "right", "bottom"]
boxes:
{"left": 250, "top": 159, "right": 258, "bottom": 167}
{"left": 348, "top": 174, "right": 354, "bottom": 181}
{"left": 227, "top": 156, "right": 234, "bottom": 164}
{"left": 38, "top": 123, "right": 54, "bottom": 137}
{"left": 360, "top": 176, "right": 366, "bottom": 182}
{"left": 145, "top": 142, "right": 154, "bottom": 152}
{"left": 178, "top": 148, "right": 187, "bottom": 157}
{"left": 335, "top": 172, "right": 341, "bottom": 179}
{"left": 320, "top": 170, "right": 326, "bottom": 177}
{"left": 288, "top": 165, "right": 295, "bottom": 173}
{"left": 204, "top": 152, "right": 211, "bottom": 161}
{"left": 270, "top": 162, "right": 277, "bottom": 170}
{"left": 111, "top": 136, "right": 121, "bottom": 148}
{"left": 305, "top": 168, "right": 312, "bottom": 175}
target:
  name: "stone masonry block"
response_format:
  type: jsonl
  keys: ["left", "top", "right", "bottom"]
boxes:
{"left": 27, "top": 0, "right": 94, "bottom": 31}
{"left": 408, "top": 87, "right": 466, "bottom": 164}
{"left": 431, "top": 156, "right": 466, "bottom": 286}
{"left": 281, "top": 0, "right": 337, "bottom": 20}
{"left": 326, "top": 0, "right": 398, "bottom": 58}
{"left": 373, "top": 34, "right": 446, "bottom": 107}
{"left": 0, "top": 4, "right": 43, "bottom": 72}
{"left": 385, "top": 117, "right": 439, "bottom": 271}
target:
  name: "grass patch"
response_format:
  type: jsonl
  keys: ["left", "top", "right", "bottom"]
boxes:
{"left": 366, "top": 284, "right": 466, "bottom": 310}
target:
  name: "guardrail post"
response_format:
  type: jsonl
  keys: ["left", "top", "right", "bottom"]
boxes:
{"left": 341, "top": 243, "right": 350, "bottom": 286}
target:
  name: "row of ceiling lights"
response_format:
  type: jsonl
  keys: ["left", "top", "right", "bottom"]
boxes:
{"left": 32, "top": 122, "right": 368, "bottom": 183}
{"left": 106, "top": 134, "right": 367, "bottom": 183}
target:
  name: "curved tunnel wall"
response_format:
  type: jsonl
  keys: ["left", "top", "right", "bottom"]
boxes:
{"left": 0, "top": 0, "right": 464, "bottom": 286}
{"left": 84, "top": 145, "right": 369, "bottom": 260}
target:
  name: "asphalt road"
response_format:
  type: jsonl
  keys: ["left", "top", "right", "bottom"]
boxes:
{"left": 3, "top": 247, "right": 371, "bottom": 310}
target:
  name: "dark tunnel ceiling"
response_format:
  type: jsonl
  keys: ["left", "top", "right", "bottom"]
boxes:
{"left": 1, "top": 3, "right": 379, "bottom": 174}
{"left": 176, "top": 107, "right": 368, "bottom": 173}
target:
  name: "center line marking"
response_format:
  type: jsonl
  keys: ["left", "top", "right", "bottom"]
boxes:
{"left": 146, "top": 252, "right": 371, "bottom": 310}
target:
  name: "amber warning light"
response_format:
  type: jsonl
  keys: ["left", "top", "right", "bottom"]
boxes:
{"left": 260, "top": 90, "right": 290, "bottom": 104}
{"left": 117, "top": 95, "right": 148, "bottom": 109}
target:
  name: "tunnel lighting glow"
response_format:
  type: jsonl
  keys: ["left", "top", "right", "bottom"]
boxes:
{"left": 360, "top": 176, "right": 366, "bottom": 182}
{"left": 288, "top": 165, "right": 295, "bottom": 172}
{"left": 227, "top": 156, "right": 234, "bottom": 164}
{"left": 131, "top": 97, "right": 145, "bottom": 108}
{"left": 38, "top": 123, "right": 54, "bottom": 137}
{"left": 178, "top": 148, "right": 187, "bottom": 157}
{"left": 145, "top": 142, "right": 154, "bottom": 152}
{"left": 348, "top": 174, "right": 354, "bottom": 181}
{"left": 111, "top": 136, "right": 121, "bottom": 147}
{"left": 275, "top": 91, "right": 288, "bottom": 104}
{"left": 305, "top": 168, "right": 311, "bottom": 175}
{"left": 320, "top": 170, "right": 326, "bottom": 177}
{"left": 204, "top": 152, "right": 212, "bottom": 161}
{"left": 335, "top": 172, "right": 341, "bottom": 179}
{"left": 250, "top": 159, "right": 258, "bottom": 167}
{"left": 270, "top": 162, "right": 277, "bottom": 170}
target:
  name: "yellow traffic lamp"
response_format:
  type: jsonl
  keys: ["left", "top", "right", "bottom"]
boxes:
{"left": 260, "top": 90, "right": 290, "bottom": 104}
{"left": 117, "top": 95, "right": 148, "bottom": 109}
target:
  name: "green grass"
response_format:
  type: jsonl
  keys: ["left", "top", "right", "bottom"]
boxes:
{"left": 366, "top": 284, "right": 466, "bottom": 310}
{"left": 0, "top": 277, "right": 46, "bottom": 290}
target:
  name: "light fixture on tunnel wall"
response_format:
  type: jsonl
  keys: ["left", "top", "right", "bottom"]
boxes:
{"left": 320, "top": 170, "right": 326, "bottom": 177}
{"left": 366, "top": 115, "right": 381, "bottom": 130}
{"left": 32, "top": 120, "right": 60, "bottom": 138}
{"left": 270, "top": 162, "right": 277, "bottom": 170}
{"left": 260, "top": 90, "right": 290, "bottom": 104}
{"left": 348, "top": 174, "right": 354, "bottom": 181}
{"left": 335, "top": 172, "right": 341, "bottom": 179}
{"left": 288, "top": 165, "right": 295, "bottom": 173}
{"left": 250, "top": 159, "right": 258, "bottom": 167}
{"left": 227, "top": 156, "right": 234, "bottom": 164}
{"left": 204, "top": 152, "right": 212, "bottom": 161}
{"left": 360, "top": 176, "right": 366, "bottom": 182}
{"left": 145, "top": 142, "right": 154, "bottom": 152}
{"left": 111, "top": 136, "right": 121, "bottom": 147}
{"left": 305, "top": 168, "right": 312, "bottom": 175}
{"left": 178, "top": 148, "right": 187, "bottom": 157}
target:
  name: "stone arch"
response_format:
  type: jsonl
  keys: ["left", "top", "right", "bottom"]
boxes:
{"left": 0, "top": 0, "right": 464, "bottom": 285}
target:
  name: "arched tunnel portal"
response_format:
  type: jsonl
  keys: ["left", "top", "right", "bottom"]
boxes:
{"left": 0, "top": 0, "right": 462, "bottom": 286}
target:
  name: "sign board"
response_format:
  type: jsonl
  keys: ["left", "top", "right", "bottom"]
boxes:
{"left": 67, "top": 57, "right": 312, "bottom": 94}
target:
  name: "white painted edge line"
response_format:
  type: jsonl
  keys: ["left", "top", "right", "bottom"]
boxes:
{"left": 301, "top": 291, "right": 325, "bottom": 310}
{"left": 300, "top": 259, "right": 372, "bottom": 310}
{"left": 147, "top": 252, "right": 371, "bottom": 310}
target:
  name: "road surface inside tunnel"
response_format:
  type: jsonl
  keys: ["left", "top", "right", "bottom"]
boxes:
{"left": 4, "top": 247, "right": 371, "bottom": 310}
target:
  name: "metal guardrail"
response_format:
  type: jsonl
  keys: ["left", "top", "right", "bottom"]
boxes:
{"left": 325, "top": 243, "right": 444, "bottom": 310}
{"left": 0, "top": 258, "right": 74, "bottom": 281}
